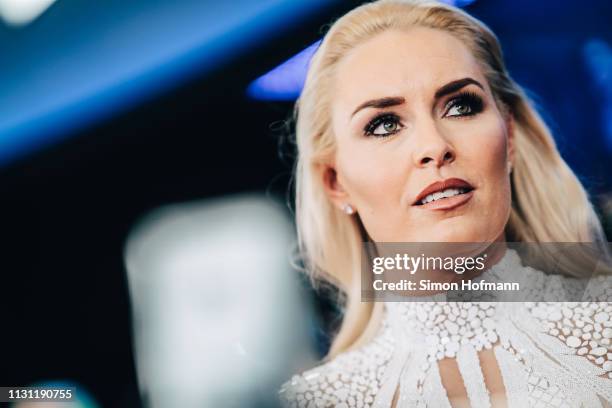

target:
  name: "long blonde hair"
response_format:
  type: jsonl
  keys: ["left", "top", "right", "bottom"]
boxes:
{"left": 293, "top": 0, "right": 609, "bottom": 357}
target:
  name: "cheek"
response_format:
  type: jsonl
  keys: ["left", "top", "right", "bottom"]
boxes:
{"left": 472, "top": 119, "right": 508, "bottom": 189}
{"left": 461, "top": 117, "right": 509, "bottom": 188}
{"left": 464, "top": 117, "right": 512, "bottom": 224}
{"left": 331, "top": 112, "right": 512, "bottom": 242}
{"left": 335, "top": 140, "right": 404, "bottom": 214}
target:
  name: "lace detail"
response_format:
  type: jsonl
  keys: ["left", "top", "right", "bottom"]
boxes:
{"left": 279, "top": 324, "right": 395, "bottom": 408}
{"left": 280, "top": 249, "right": 612, "bottom": 407}
{"left": 391, "top": 302, "right": 500, "bottom": 361}
{"left": 493, "top": 346, "right": 530, "bottom": 408}
{"left": 421, "top": 360, "right": 452, "bottom": 408}
{"left": 527, "top": 302, "right": 612, "bottom": 379}
{"left": 456, "top": 346, "right": 491, "bottom": 408}
{"left": 526, "top": 372, "right": 572, "bottom": 408}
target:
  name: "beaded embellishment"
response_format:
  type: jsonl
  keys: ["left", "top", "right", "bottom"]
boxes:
{"left": 280, "top": 249, "right": 612, "bottom": 407}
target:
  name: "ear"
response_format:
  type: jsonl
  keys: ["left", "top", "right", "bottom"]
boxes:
{"left": 320, "top": 162, "right": 352, "bottom": 212}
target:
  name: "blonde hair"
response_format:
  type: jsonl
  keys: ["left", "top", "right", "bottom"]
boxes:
{"left": 293, "top": 0, "right": 610, "bottom": 357}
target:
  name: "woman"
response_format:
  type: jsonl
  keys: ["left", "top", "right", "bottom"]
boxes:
{"left": 279, "top": 0, "right": 612, "bottom": 407}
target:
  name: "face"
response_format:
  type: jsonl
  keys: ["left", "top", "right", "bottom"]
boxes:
{"left": 325, "top": 27, "right": 513, "bottom": 243}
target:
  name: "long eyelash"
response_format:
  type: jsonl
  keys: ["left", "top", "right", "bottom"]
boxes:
{"left": 364, "top": 112, "right": 401, "bottom": 137}
{"left": 445, "top": 91, "right": 484, "bottom": 117}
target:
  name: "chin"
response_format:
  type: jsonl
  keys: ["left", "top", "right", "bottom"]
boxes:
{"left": 426, "top": 226, "right": 482, "bottom": 243}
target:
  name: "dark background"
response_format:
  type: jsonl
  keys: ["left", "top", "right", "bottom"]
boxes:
{"left": 0, "top": 0, "right": 611, "bottom": 406}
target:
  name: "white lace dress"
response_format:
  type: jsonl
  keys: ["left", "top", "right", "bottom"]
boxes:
{"left": 279, "top": 249, "right": 612, "bottom": 407}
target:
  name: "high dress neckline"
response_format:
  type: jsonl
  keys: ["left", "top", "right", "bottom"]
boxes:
{"left": 280, "top": 248, "right": 612, "bottom": 408}
{"left": 377, "top": 248, "right": 526, "bottom": 407}
{"left": 385, "top": 247, "right": 526, "bottom": 361}
{"left": 376, "top": 248, "right": 611, "bottom": 407}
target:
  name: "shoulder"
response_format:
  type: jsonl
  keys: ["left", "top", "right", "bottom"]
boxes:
{"left": 279, "top": 325, "right": 395, "bottom": 408}
{"left": 526, "top": 302, "right": 612, "bottom": 381}
{"left": 583, "top": 274, "right": 612, "bottom": 302}
{"left": 514, "top": 263, "right": 612, "bottom": 302}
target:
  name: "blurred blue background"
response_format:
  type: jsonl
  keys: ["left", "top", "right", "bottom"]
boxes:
{"left": 0, "top": 0, "right": 610, "bottom": 406}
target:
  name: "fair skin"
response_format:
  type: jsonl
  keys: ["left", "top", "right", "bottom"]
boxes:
{"left": 324, "top": 27, "right": 513, "bottom": 244}
{"left": 322, "top": 27, "right": 516, "bottom": 407}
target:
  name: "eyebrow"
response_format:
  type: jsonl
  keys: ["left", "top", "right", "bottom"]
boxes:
{"left": 350, "top": 77, "right": 484, "bottom": 118}
{"left": 434, "top": 77, "right": 484, "bottom": 99}
{"left": 351, "top": 96, "right": 405, "bottom": 118}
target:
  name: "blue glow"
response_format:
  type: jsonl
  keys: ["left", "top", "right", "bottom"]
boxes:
{"left": 247, "top": 0, "right": 477, "bottom": 102}
{"left": 29, "top": 380, "right": 99, "bottom": 408}
{"left": 438, "top": 0, "right": 477, "bottom": 6}
{"left": 247, "top": 40, "right": 321, "bottom": 101}
{"left": 583, "top": 39, "right": 612, "bottom": 152}
{"left": 0, "top": 0, "right": 336, "bottom": 166}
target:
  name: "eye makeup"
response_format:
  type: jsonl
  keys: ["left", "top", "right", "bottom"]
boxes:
{"left": 361, "top": 89, "right": 486, "bottom": 138}
{"left": 363, "top": 112, "right": 403, "bottom": 137}
{"left": 443, "top": 91, "right": 484, "bottom": 118}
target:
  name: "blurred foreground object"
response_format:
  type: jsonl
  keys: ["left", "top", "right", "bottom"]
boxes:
{"left": 125, "top": 194, "right": 316, "bottom": 408}
{"left": 0, "top": 0, "right": 56, "bottom": 26}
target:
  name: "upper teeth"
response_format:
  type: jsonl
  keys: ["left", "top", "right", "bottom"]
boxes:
{"left": 420, "top": 188, "right": 467, "bottom": 204}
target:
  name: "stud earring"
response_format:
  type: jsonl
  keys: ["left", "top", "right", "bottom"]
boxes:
{"left": 343, "top": 203, "right": 355, "bottom": 215}
{"left": 507, "top": 161, "right": 513, "bottom": 174}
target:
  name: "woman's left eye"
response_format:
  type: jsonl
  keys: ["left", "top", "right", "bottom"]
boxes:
{"left": 444, "top": 92, "right": 484, "bottom": 118}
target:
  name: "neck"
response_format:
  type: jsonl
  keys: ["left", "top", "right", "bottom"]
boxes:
{"left": 451, "top": 234, "right": 509, "bottom": 284}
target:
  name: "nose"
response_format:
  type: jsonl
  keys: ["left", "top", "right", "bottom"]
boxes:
{"left": 411, "top": 117, "right": 456, "bottom": 168}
